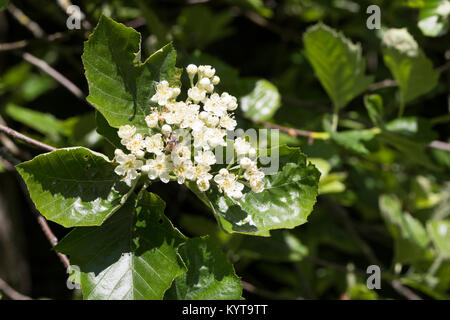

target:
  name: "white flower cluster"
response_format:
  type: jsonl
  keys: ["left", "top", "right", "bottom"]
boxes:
{"left": 382, "top": 28, "right": 419, "bottom": 57}
{"left": 113, "top": 64, "right": 265, "bottom": 200}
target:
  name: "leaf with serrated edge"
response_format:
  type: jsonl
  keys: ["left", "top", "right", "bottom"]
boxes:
{"left": 165, "top": 236, "right": 242, "bottom": 300}
{"left": 16, "top": 147, "right": 129, "bottom": 227}
{"left": 187, "top": 146, "right": 320, "bottom": 237}
{"left": 56, "top": 192, "right": 187, "bottom": 300}
{"left": 83, "top": 15, "right": 181, "bottom": 133}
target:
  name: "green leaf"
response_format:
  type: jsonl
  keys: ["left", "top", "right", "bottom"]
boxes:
{"left": 379, "top": 195, "right": 429, "bottom": 263}
{"left": 382, "top": 29, "right": 439, "bottom": 105}
{"left": 364, "top": 94, "right": 384, "bottom": 127}
{"left": 5, "top": 103, "right": 67, "bottom": 140}
{"left": 83, "top": 15, "right": 180, "bottom": 134}
{"left": 16, "top": 147, "right": 129, "bottom": 227}
{"left": 427, "top": 220, "right": 450, "bottom": 258}
{"left": 329, "top": 129, "right": 376, "bottom": 155}
{"left": 240, "top": 79, "right": 281, "bottom": 121}
{"left": 303, "top": 23, "right": 373, "bottom": 110}
{"left": 385, "top": 117, "right": 438, "bottom": 142}
{"left": 418, "top": 0, "right": 450, "bottom": 37}
{"left": 187, "top": 146, "right": 320, "bottom": 236}
{"left": 95, "top": 111, "right": 124, "bottom": 150}
{"left": 56, "top": 192, "right": 187, "bottom": 300}
{"left": 165, "top": 237, "right": 242, "bottom": 300}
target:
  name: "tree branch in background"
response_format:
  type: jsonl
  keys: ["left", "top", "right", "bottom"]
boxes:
{"left": 0, "top": 277, "right": 32, "bottom": 300}
{"left": 22, "top": 52, "right": 86, "bottom": 100}
{"left": 0, "top": 124, "right": 56, "bottom": 152}
{"left": 7, "top": 3, "right": 45, "bottom": 38}
{"left": 0, "top": 32, "right": 65, "bottom": 52}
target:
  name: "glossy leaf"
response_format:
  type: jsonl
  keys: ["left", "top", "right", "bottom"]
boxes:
{"left": 56, "top": 192, "right": 187, "bottom": 300}
{"left": 83, "top": 15, "right": 181, "bottom": 133}
{"left": 16, "top": 147, "right": 129, "bottom": 227}
{"left": 187, "top": 146, "right": 320, "bottom": 236}
{"left": 329, "top": 130, "right": 376, "bottom": 155}
{"left": 303, "top": 23, "right": 373, "bottom": 110}
{"left": 165, "top": 237, "right": 242, "bottom": 300}
{"left": 240, "top": 79, "right": 281, "bottom": 121}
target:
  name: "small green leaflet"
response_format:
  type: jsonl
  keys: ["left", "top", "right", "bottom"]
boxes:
{"left": 56, "top": 192, "right": 187, "bottom": 300}
{"left": 83, "top": 15, "right": 181, "bottom": 134}
{"left": 16, "top": 147, "right": 129, "bottom": 227}
{"left": 187, "top": 146, "right": 320, "bottom": 237}
{"left": 303, "top": 23, "right": 373, "bottom": 110}
{"left": 165, "top": 237, "right": 243, "bottom": 300}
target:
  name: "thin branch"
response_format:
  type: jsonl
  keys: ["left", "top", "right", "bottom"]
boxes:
{"left": 391, "top": 280, "right": 422, "bottom": 300}
{"left": 249, "top": 118, "right": 450, "bottom": 153}
{"left": 0, "top": 32, "right": 65, "bottom": 52}
{"left": 0, "top": 124, "right": 56, "bottom": 152}
{"left": 22, "top": 52, "right": 86, "bottom": 100}
{"left": 0, "top": 277, "right": 32, "bottom": 300}
{"left": 241, "top": 280, "right": 303, "bottom": 300}
{"left": 7, "top": 3, "right": 45, "bottom": 38}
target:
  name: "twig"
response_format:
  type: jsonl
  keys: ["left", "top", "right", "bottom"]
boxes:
{"left": 0, "top": 32, "right": 65, "bottom": 52}
{"left": 391, "top": 280, "right": 422, "bottom": 300}
{"left": 370, "top": 61, "right": 450, "bottom": 91}
{"left": 22, "top": 52, "right": 86, "bottom": 100}
{"left": 0, "top": 124, "right": 56, "bottom": 152}
{"left": 7, "top": 3, "right": 45, "bottom": 38}
{"left": 36, "top": 215, "right": 70, "bottom": 269}
{"left": 249, "top": 118, "right": 450, "bottom": 153}
{"left": 0, "top": 277, "right": 32, "bottom": 300}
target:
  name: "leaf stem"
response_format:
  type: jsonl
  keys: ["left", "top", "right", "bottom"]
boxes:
{"left": 331, "top": 105, "right": 339, "bottom": 132}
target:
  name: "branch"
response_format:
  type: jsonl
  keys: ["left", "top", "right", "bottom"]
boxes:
{"left": 0, "top": 32, "right": 65, "bottom": 52}
{"left": 7, "top": 3, "right": 45, "bottom": 38}
{"left": 22, "top": 52, "right": 86, "bottom": 100}
{"left": 391, "top": 280, "right": 422, "bottom": 300}
{"left": 0, "top": 277, "right": 32, "bottom": 300}
{"left": 249, "top": 118, "right": 450, "bottom": 153}
{"left": 0, "top": 124, "right": 56, "bottom": 152}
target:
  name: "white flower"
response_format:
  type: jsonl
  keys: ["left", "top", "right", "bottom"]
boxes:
{"left": 212, "top": 76, "right": 220, "bottom": 85}
{"left": 193, "top": 164, "right": 212, "bottom": 181}
{"left": 114, "top": 149, "right": 143, "bottom": 186}
{"left": 161, "top": 124, "right": 172, "bottom": 135}
{"left": 163, "top": 101, "right": 185, "bottom": 125}
{"left": 187, "top": 64, "right": 198, "bottom": 76}
{"left": 145, "top": 112, "right": 159, "bottom": 128}
{"left": 203, "top": 93, "right": 227, "bottom": 117}
{"left": 207, "top": 128, "right": 227, "bottom": 148}
{"left": 125, "top": 133, "right": 145, "bottom": 158}
{"left": 239, "top": 157, "right": 254, "bottom": 170}
{"left": 437, "top": 1, "right": 450, "bottom": 17}
{"left": 234, "top": 137, "right": 251, "bottom": 156}
{"left": 173, "top": 160, "right": 194, "bottom": 184}
{"left": 220, "top": 114, "right": 237, "bottom": 131}
{"left": 151, "top": 80, "right": 179, "bottom": 106}
{"left": 195, "top": 150, "right": 216, "bottom": 166}
{"left": 214, "top": 168, "right": 244, "bottom": 199}
{"left": 118, "top": 125, "right": 136, "bottom": 144}
{"left": 249, "top": 177, "right": 264, "bottom": 193}
{"left": 382, "top": 28, "right": 419, "bottom": 57}
{"left": 221, "top": 92, "right": 238, "bottom": 111}
{"left": 205, "top": 114, "right": 220, "bottom": 127}
{"left": 188, "top": 86, "right": 206, "bottom": 103}
{"left": 142, "top": 154, "right": 172, "bottom": 183}
{"left": 171, "top": 145, "right": 191, "bottom": 165}
{"left": 199, "top": 65, "right": 215, "bottom": 78}
{"left": 143, "top": 133, "right": 164, "bottom": 155}
{"left": 197, "top": 178, "right": 211, "bottom": 192}
{"left": 244, "top": 165, "right": 265, "bottom": 181}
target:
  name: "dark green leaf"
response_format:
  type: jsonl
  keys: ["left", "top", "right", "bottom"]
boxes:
{"left": 165, "top": 236, "right": 242, "bottom": 300}
{"left": 16, "top": 147, "right": 129, "bottom": 227}
{"left": 56, "top": 192, "right": 187, "bottom": 300}
{"left": 240, "top": 79, "right": 281, "bottom": 121}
